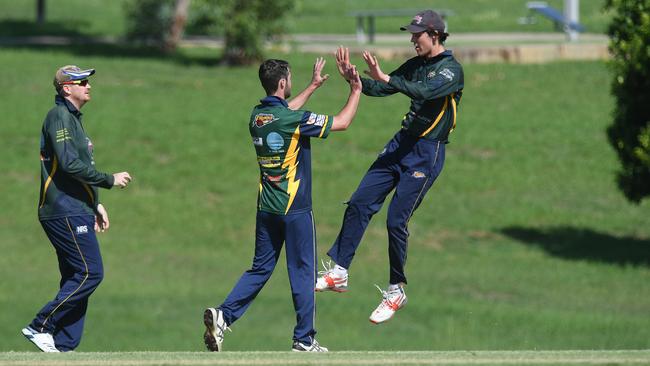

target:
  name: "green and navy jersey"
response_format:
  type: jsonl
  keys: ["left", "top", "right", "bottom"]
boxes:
{"left": 362, "top": 50, "right": 464, "bottom": 142}
{"left": 250, "top": 96, "right": 333, "bottom": 215}
{"left": 38, "top": 95, "right": 114, "bottom": 220}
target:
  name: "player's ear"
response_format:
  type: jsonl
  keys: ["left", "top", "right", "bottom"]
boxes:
{"left": 278, "top": 78, "right": 286, "bottom": 90}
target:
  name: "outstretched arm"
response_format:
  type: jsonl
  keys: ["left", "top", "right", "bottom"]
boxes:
{"left": 331, "top": 64, "right": 362, "bottom": 131}
{"left": 288, "top": 57, "right": 330, "bottom": 110}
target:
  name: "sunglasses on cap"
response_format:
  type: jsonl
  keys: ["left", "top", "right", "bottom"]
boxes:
{"left": 60, "top": 79, "right": 90, "bottom": 86}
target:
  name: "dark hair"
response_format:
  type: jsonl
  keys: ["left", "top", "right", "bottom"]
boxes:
{"left": 259, "top": 59, "right": 290, "bottom": 95}
{"left": 427, "top": 30, "right": 448, "bottom": 45}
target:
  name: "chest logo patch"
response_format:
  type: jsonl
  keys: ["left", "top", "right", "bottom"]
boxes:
{"left": 266, "top": 132, "right": 284, "bottom": 152}
{"left": 253, "top": 113, "right": 278, "bottom": 128}
{"left": 427, "top": 71, "right": 436, "bottom": 79}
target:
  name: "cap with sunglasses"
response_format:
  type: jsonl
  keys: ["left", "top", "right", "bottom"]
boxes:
{"left": 54, "top": 65, "right": 95, "bottom": 88}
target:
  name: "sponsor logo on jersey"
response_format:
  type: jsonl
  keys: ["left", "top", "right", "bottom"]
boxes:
{"left": 253, "top": 113, "right": 278, "bottom": 128}
{"left": 76, "top": 225, "right": 89, "bottom": 234}
{"left": 258, "top": 156, "right": 281, "bottom": 168}
{"left": 306, "top": 113, "right": 327, "bottom": 127}
{"left": 263, "top": 173, "right": 283, "bottom": 187}
{"left": 266, "top": 132, "right": 284, "bottom": 152}
{"left": 252, "top": 137, "right": 263, "bottom": 146}
{"left": 440, "top": 68, "right": 454, "bottom": 81}
{"left": 412, "top": 171, "right": 426, "bottom": 179}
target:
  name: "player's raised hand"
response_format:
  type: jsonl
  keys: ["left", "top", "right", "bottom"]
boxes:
{"left": 362, "top": 51, "right": 390, "bottom": 83}
{"left": 310, "top": 57, "right": 330, "bottom": 88}
{"left": 345, "top": 64, "right": 362, "bottom": 92}
{"left": 113, "top": 171, "right": 132, "bottom": 188}
{"left": 335, "top": 46, "right": 351, "bottom": 80}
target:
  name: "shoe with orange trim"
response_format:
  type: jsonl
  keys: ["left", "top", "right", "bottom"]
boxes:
{"left": 315, "top": 260, "right": 348, "bottom": 292}
{"left": 369, "top": 284, "right": 407, "bottom": 324}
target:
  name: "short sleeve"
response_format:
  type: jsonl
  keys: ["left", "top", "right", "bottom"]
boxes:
{"left": 298, "top": 111, "right": 334, "bottom": 139}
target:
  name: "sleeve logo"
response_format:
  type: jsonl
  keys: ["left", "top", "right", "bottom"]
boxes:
{"left": 306, "top": 113, "right": 327, "bottom": 127}
{"left": 440, "top": 68, "right": 454, "bottom": 81}
{"left": 253, "top": 113, "right": 278, "bottom": 128}
{"left": 55, "top": 128, "right": 71, "bottom": 143}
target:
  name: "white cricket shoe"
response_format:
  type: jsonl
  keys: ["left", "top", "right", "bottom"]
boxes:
{"left": 292, "top": 338, "right": 329, "bottom": 352}
{"left": 21, "top": 327, "right": 60, "bottom": 353}
{"left": 315, "top": 260, "right": 348, "bottom": 292}
{"left": 369, "top": 285, "right": 407, "bottom": 324}
{"left": 203, "top": 308, "right": 230, "bottom": 352}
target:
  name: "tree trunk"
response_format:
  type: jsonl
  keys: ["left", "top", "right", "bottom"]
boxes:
{"left": 164, "top": 0, "right": 191, "bottom": 53}
{"left": 36, "top": 0, "right": 46, "bottom": 24}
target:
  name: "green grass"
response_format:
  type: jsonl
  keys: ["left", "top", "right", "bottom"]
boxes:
{"left": 0, "top": 47, "right": 649, "bottom": 353}
{"left": 1, "top": 351, "right": 649, "bottom": 366}
{"left": 0, "top": 0, "right": 613, "bottom": 37}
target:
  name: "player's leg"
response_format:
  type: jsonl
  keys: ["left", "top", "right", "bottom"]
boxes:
{"left": 326, "top": 162, "right": 397, "bottom": 265}
{"left": 386, "top": 140, "right": 445, "bottom": 285}
{"left": 205, "top": 211, "right": 284, "bottom": 351}
{"left": 26, "top": 215, "right": 103, "bottom": 351}
{"left": 284, "top": 211, "right": 326, "bottom": 351}
{"left": 217, "top": 211, "right": 284, "bottom": 325}
{"left": 370, "top": 140, "right": 445, "bottom": 324}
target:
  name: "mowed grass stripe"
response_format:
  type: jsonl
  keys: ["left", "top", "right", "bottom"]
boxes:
{"left": 1, "top": 351, "right": 649, "bottom": 366}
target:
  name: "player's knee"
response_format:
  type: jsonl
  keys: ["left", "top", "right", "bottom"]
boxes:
{"left": 386, "top": 217, "right": 408, "bottom": 233}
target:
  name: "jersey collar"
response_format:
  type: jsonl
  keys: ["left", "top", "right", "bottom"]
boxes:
{"left": 260, "top": 95, "right": 289, "bottom": 108}
{"left": 55, "top": 95, "right": 82, "bottom": 118}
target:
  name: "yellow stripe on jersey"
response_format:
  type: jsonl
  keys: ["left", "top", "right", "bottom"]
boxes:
{"left": 282, "top": 126, "right": 302, "bottom": 214}
{"left": 318, "top": 116, "right": 329, "bottom": 138}
{"left": 419, "top": 96, "right": 449, "bottom": 137}
{"left": 449, "top": 93, "right": 458, "bottom": 133}
{"left": 82, "top": 183, "right": 95, "bottom": 205}
{"left": 39, "top": 156, "right": 58, "bottom": 208}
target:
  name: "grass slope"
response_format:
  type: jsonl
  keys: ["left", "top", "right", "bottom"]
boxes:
{"left": 1, "top": 350, "right": 650, "bottom": 366}
{"left": 0, "top": 47, "right": 649, "bottom": 352}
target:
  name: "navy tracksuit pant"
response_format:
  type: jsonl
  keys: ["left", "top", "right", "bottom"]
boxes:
{"left": 327, "top": 130, "right": 445, "bottom": 285}
{"left": 30, "top": 215, "right": 103, "bottom": 351}
{"left": 218, "top": 210, "right": 317, "bottom": 344}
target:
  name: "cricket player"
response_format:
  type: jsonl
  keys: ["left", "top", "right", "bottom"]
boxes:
{"left": 316, "top": 10, "right": 465, "bottom": 324}
{"left": 204, "top": 53, "right": 361, "bottom": 352}
{"left": 22, "top": 65, "right": 132, "bottom": 352}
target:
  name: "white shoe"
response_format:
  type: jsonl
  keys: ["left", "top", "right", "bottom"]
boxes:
{"left": 292, "top": 338, "right": 328, "bottom": 352}
{"left": 203, "top": 308, "right": 230, "bottom": 352}
{"left": 369, "top": 285, "right": 407, "bottom": 324}
{"left": 315, "top": 260, "right": 348, "bottom": 292}
{"left": 21, "top": 327, "right": 60, "bottom": 353}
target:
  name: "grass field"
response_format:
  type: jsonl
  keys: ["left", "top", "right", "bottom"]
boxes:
{"left": 0, "top": 0, "right": 613, "bottom": 37}
{"left": 1, "top": 42, "right": 649, "bottom": 354}
{"left": 1, "top": 350, "right": 649, "bottom": 366}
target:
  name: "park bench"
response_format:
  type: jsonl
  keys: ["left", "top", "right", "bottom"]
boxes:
{"left": 349, "top": 8, "right": 454, "bottom": 44}
{"left": 523, "top": 1, "right": 585, "bottom": 32}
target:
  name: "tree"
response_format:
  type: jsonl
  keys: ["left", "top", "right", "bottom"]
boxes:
{"left": 36, "top": 0, "right": 45, "bottom": 24}
{"left": 123, "top": 0, "right": 296, "bottom": 64}
{"left": 165, "top": 0, "right": 192, "bottom": 53}
{"left": 605, "top": 0, "right": 650, "bottom": 203}
{"left": 221, "top": 0, "right": 295, "bottom": 65}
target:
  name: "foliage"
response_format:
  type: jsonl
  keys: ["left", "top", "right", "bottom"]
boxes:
{"left": 221, "top": 0, "right": 296, "bottom": 65}
{"left": 122, "top": 0, "right": 296, "bottom": 63}
{"left": 605, "top": 0, "right": 650, "bottom": 203}
{"left": 123, "top": 0, "right": 176, "bottom": 46}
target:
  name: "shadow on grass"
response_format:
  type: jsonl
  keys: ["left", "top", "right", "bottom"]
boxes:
{"left": 0, "top": 19, "right": 91, "bottom": 37}
{"left": 0, "top": 42, "right": 225, "bottom": 67}
{"left": 500, "top": 226, "right": 650, "bottom": 267}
